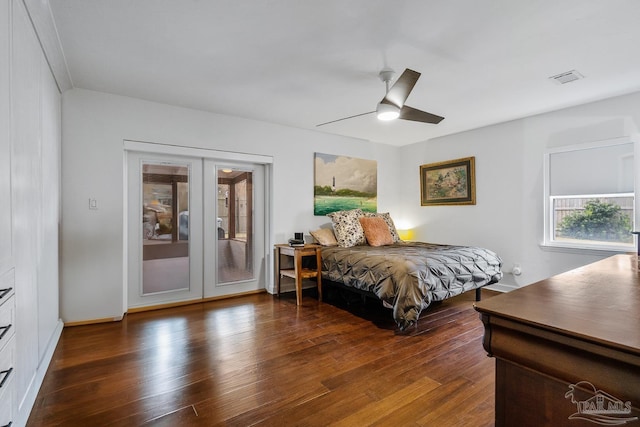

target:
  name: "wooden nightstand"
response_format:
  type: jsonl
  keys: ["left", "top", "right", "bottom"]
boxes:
{"left": 274, "top": 244, "right": 322, "bottom": 306}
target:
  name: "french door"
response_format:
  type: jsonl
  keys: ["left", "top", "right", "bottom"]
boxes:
{"left": 203, "top": 160, "right": 265, "bottom": 298}
{"left": 127, "top": 152, "right": 266, "bottom": 309}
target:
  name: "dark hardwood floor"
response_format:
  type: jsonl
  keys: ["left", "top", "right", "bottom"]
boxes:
{"left": 27, "top": 288, "right": 498, "bottom": 426}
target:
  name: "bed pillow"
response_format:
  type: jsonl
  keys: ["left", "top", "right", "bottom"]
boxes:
{"left": 359, "top": 216, "right": 394, "bottom": 247}
{"left": 363, "top": 212, "right": 401, "bottom": 242}
{"left": 327, "top": 209, "right": 366, "bottom": 247}
{"left": 310, "top": 228, "right": 338, "bottom": 246}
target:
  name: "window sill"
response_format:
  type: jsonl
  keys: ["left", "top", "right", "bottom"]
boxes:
{"left": 539, "top": 242, "right": 633, "bottom": 256}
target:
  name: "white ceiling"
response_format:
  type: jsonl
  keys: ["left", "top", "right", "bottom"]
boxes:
{"left": 49, "top": 0, "right": 640, "bottom": 146}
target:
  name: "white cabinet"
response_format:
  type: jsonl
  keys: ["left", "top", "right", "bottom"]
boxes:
{"left": 2, "top": 0, "right": 63, "bottom": 424}
{"left": 0, "top": 273, "right": 15, "bottom": 427}
{"left": 0, "top": 283, "right": 15, "bottom": 351}
{"left": 0, "top": 337, "right": 15, "bottom": 427}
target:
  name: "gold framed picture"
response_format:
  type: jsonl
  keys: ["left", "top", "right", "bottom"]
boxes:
{"left": 420, "top": 156, "right": 476, "bottom": 206}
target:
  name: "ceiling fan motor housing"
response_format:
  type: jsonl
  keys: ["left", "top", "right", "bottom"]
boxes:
{"left": 378, "top": 68, "right": 395, "bottom": 84}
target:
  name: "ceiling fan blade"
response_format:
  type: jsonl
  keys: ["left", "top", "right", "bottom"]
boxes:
{"left": 399, "top": 105, "right": 445, "bottom": 124}
{"left": 382, "top": 68, "right": 420, "bottom": 108}
{"left": 316, "top": 110, "right": 376, "bottom": 127}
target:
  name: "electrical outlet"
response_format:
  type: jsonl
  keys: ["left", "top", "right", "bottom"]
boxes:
{"left": 512, "top": 263, "right": 522, "bottom": 276}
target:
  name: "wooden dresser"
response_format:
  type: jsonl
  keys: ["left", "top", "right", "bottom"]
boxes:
{"left": 475, "top": 254, "right": 640, "bottom": 427}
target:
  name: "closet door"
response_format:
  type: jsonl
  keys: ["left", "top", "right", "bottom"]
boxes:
{"left": 11, "top": 0, "right": 42, "bottom": 408}
{"left": 0, "top": 0, "right": 10, "bottom": 271}
{"left": 37, "top": 43, "right": 61, "bottom": 361}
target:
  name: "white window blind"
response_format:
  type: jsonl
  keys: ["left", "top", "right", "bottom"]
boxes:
{"left": 549, "top": 142, "right": 634, "bottom": 196}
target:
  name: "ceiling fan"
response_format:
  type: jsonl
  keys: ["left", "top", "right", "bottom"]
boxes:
{"left": 316, "top": 68, "right": 444, "bottom": 127}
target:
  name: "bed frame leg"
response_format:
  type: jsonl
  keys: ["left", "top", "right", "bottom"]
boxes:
{"left": 475, "top": 288, "right": 482, "bottom": 302}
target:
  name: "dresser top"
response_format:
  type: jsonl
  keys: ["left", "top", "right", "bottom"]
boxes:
{"left": 475, "top": 254, "right": 640, "bottom": 354}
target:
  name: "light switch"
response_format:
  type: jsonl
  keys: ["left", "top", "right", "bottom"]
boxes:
{"left": 89, "top": 198, "right": 98, "bottom": 210}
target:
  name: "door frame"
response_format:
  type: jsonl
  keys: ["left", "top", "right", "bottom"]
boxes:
{"left": 123, "top": 140, "right": 274, "bottom": 310}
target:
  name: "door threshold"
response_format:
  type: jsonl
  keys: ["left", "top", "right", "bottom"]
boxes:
{"left": 128, "top": 289, "right": 267, "bottom": 314}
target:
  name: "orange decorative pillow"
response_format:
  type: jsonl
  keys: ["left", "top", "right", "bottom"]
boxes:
{"left": 363, "top": 212, "right": 401, "bottom": 242}
{"left": 359, "top": 216, "right": 393, "bottom": 247}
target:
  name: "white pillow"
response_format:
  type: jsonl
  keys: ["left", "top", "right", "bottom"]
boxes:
{"left": 327, "top": 209, "right": 366, "bottom": 247}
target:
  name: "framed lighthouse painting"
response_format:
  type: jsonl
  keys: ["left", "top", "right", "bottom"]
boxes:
{"left": 313, "top": 153, "right": 377, "bottom": 216}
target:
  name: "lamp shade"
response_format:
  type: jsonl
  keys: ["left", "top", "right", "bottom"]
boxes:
{"left": 376, "top": 102, "right": 400, "bottom": 121}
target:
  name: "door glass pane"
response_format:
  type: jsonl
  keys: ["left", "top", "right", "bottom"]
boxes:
{"left": 142, "top": 162, "right": 190, "bottom": 294}
{"left": 217, "top": 168, "right": 254, "bottom": 284}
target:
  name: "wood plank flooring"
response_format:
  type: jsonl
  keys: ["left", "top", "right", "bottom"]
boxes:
{"left": 27, "top": 289, "right": 498, "bottom": 426}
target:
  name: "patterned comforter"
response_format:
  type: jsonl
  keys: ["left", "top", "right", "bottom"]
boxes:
{"left": 321, "top": 242, "right": 503, "bottom": 330}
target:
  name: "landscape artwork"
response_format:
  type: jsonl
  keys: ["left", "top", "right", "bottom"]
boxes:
{"left": 314, "top": 153, "right": 377, "bottom": 216}
{"left": 420, "top": 156, "right": 476, "bottom": 206}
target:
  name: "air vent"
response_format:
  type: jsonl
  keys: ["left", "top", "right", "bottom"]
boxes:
{"left": 549, "top": 70, "right": 584, "bottom": 85}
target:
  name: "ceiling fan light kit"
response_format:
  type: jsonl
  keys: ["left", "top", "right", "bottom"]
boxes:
{"left": 376, "top": 102, "right": 400, "bottom": 121}
{"left": 317, "top": 68, "right": 444, "bottom": 127}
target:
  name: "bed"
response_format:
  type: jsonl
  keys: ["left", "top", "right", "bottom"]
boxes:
{"left": 311, "top": 209, "right": 502, "bottom": 330}
{"left": 321, "top": 242, "right": 503, "bottom": 330}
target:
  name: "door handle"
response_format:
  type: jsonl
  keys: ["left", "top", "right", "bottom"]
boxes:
{"left": 0, "top": 288, "right": 12, "bottom": 301}
{"left": 0, "top": 367, "right": 13, "bottom": 389}
{"left": 0, "top": 324, "right": 11, "bottom": 341}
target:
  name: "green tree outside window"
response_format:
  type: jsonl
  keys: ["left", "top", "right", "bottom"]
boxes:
{"left": 557, "top": 199, "right": 633, "bottom": 243}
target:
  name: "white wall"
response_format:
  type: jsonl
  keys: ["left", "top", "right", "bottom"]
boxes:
{"left": 60, "top": 88, "right": 400, "bottom": 323}
{"left": 400, "top": 91, "right": 640, "bottom": 289}
{"left": 61, "top": 86, "right": 640, "bottom": 321}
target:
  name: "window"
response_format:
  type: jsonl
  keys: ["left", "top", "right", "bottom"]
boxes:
{"left": 544, "top": 138, "right": 637, "bottom": 251}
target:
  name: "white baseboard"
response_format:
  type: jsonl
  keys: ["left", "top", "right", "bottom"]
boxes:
{"left": 486, "top": 272, "right": 522, "bottom": 293}
{"left": 485, "top": 283, "right": 518, "bottom": 293}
